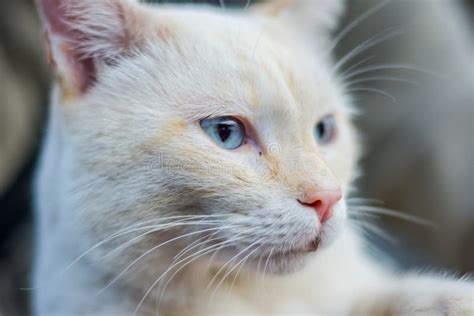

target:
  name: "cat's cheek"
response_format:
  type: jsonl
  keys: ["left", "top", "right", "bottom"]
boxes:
{"left": 233, "top": 141, "right": 261, "bottom": 155}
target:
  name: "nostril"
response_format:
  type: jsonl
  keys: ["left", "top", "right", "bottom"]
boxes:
{"left": 298, "top": 199, "right": 328, "bottom": 220}
{"left": 312, "top": 200, "right": 323, "bottom": 210}
{"left": 298, "top": 190, "right": 341, "bottom": 224}
{"left": 312, "top": 200, "right": 330, "bottom": 223}
{"left": 310, "top": 200, "right": 329, "bottom": 221}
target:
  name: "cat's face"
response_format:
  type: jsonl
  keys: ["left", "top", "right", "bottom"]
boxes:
{"left": 39, "top": 0, "right": 357, "bottom": 275}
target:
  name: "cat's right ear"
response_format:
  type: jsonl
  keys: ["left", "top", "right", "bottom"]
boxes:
{"left": 36, "top": 0, "right": 145, "bottom": 100}
{"left": 254, "top": 0, "right": 345, "bottom": 44}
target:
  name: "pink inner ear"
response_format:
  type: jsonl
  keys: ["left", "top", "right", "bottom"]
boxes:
{"left": 38, "top": 0, "right": 98, "bottom": 94}
{"left": 38, "top": 0, "right": 68, "bottom": 34}
{"left": 66, "top": 50, "right": 97, "bottom": 94}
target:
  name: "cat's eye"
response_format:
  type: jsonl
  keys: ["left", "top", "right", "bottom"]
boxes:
{"left": 200, "top": 116, "right": 245, "bottom": 150}
{"left": 315, "top": 115, "right": 337, "bottom": 145}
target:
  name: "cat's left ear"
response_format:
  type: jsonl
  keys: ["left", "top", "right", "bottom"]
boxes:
{"left": 36, "top": 0, "right": 147, "bottom": 99}
{"left": 254, "top": 0, "right": 345, "bottom": 43}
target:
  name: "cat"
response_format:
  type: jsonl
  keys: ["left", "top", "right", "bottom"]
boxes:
{"left": 33, "top": 0, "right": 474, "bottom": 315}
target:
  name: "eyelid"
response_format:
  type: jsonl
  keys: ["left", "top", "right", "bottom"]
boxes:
{"left": 234, "top": 117, "right": 263, "bottom": 150}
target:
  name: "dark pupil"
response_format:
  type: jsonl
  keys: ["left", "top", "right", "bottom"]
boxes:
{"left": 217, "top": 124, "right": 232, "bottom": 142}
{"left": 317, "top": 122, "right": 326, "bottom": 139}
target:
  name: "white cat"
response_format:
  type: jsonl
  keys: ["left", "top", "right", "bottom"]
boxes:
{"left": 33, "top": 0, "right": 473, "bottom": 315}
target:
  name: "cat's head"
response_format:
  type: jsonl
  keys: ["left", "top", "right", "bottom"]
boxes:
{"left": 38, "top": 0, "right": 357, "bottom": 276}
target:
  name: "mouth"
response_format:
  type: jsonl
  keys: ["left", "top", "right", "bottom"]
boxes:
{"left": 266, "top": 236, "right": 322, "bottom": 258}
{"left": 303, "top": 236, "right": 322, "bottom": 252}
{"left": 238, "top": 235, "right": 323, "bottom": 275}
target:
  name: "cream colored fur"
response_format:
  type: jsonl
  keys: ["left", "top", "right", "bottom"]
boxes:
{"left": 33, "top": 1, "right": 473, "bottom": 315}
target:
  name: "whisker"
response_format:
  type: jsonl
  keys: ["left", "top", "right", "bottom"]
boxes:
{"left": 351, "top": 206, "right": 437, "bottom": 228}
{"left": 69, "top": 174, "right": 115, "bottom": 195}
{"left": 260, "top": 246, "right": 274, "bottom": 307}
{"left": 102, "top": 220, "right": 229, "bottom": 261}
{"left": 344, "top": 63, "right": 437, "bottom": 81}
{"left": 156, "top": 232, "right": 260, "bottom": 314}
{"left": 350, "top": 218, "right": 397, "bottom": 244}
{"left": 136, "top": 235, "right": 249, "bottom": 316}
{"left": 334, "top": 28, "right": 404, "bottom": 72}
{"left": 255, "top": 251, "right": 264, "bottom": 276}
{"left": 346, "top": 197, "right": 385, "bottom": 206}
{"left": 173, "top": 233, "right": 216, "bottom": 261}
{"left": 123, "top": 214, "right": 232, "bottom": 231}
{"left": 341, "top": 56, "right": 375, "bottom": 78}
{"left": 205, "top": 251, "right": 243, "bottom": 294}
{"left": 139, "top": 244, "right": 225, "bottom": 316}
{"left": 329, "top": 0, "right": 391, "bottom": 53}
{"left": 204, "top": 228, "right": 250, "bottom": 270}
{"left": 205, "top": 238, "right": 253, "bottom": 291}
{"left": 58, "top": 218, "right": 213, "bottom": 274}
{"left": 164, "top": 233, "right": 239, "bottom": 289}
{"left": 27, "top": 218, "right": 216, "bottom": 291}
{"left": 97, "top": 225, "right": 239, "bottom": 295}
{"left": 59, "top": 214, "right": 230, "bottom": 273}
{"left": 208, "top": 238, "right": 265, "bottom": 304}
{"left": 154, "top": 236, "right": 240, "bottom": 315}
{"left": 174, "top": 217, "right": 254, "bottom": 261}
{"left": 228, "top": 242, "right": 263, "bottom": 298}
{"left": 345, "top": 76, "right": 418, "bottom": 88}
{"left": 346, "top": 87, "right": 397, "bottom": 103}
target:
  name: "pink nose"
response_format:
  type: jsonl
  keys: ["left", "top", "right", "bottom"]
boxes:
{"left": 298, "top": 189, "right": 342, "bottom": 223}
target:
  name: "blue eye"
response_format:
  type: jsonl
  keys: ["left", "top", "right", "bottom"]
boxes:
{"left": 315, "top": 115, "right": 337, "bottom": 145}
{"left": 200, "top": 116, "right": 245, "bottom": 150}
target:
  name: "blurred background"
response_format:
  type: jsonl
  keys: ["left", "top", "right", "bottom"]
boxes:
{"left": 0, "top": 0, "right": 472, "bottom": 315}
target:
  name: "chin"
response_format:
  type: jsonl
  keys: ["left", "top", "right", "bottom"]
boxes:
{"left": 243, "top": 246, "right": 318, "bottom": 276}
{"left": 264, "top": 252, "right": 312, "bottom": 275}
{"left": 266, "top": 223, "right": 346, "bottom": 275}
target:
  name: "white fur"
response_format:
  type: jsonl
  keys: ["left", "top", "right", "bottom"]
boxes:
{"left": 33, "top": 1, "right": 474, "bottom": 315}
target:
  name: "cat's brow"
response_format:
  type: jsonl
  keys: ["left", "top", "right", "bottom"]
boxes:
{"left": 182, "top": 101, "right": 255, "bottom": 122}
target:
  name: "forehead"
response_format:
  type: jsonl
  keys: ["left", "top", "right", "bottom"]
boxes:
{"left": 144, "top": 6, "right": 344, "bottom": 122}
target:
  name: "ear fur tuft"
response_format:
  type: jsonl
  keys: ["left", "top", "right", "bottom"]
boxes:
{"left": 36, "top": 0, "right": 142, "bottom": 97}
